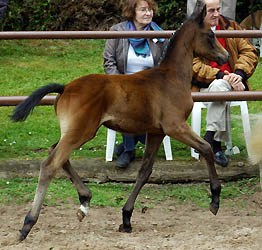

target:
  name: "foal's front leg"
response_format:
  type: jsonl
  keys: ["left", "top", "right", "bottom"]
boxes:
{"left": 119, "top": 134, "right": 164, "bottom": 233}
{"left": 167, "top": 122, "right": 221, "bottom": 215}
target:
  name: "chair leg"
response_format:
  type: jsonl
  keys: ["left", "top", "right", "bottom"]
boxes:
{"left": 163, "top": 136, "right": 172, "bottom": 160}
{"left": 260, "top": 36, "right": 262, "bottom": 58}
{"left": 225, "top": 103, "right": 233, "bottom": 155}
{"left": 191, "top": 102, "right": 203, "bottom": 160}
{"left": 240, "top": 101, "right": 251, "bottom": 156}
{"left": 106, "top": 129, "right": 116, "bottom": 161}
{"left": 225, "top": 101, "right": 250, "bottom": 156}
{"left": 106, "top": 130, "right": 173, "bottom": 161}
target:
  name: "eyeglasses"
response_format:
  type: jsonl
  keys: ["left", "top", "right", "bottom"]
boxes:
{"left": 136, "top": 8, "right": 153, "bottom": 14}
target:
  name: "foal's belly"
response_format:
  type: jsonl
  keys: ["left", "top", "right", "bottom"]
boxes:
{"left": 101, "top": 113, "right": 163, "bottom": 135}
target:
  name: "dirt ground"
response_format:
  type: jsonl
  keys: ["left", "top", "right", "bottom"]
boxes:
{"left": 1, "top": 189, "right": 262, "bottom": 250}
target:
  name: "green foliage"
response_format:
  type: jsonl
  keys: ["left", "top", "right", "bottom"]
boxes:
{"left": 0, "top": 0, "right": 58, "bottom": 31}
{"left": 50, "top": 0, "right": 123, "bottom": 31}
{"left": 236, "top": 0, "right": 262, "bottom": 23}
{"left": 1, "top": 0, "right": 260, "bottom": 31}
{"left": 154, "top": 0, "right": 187, "bottom": 30}
{"left": 0, "top": 0, "right": 122, "bottom": 31}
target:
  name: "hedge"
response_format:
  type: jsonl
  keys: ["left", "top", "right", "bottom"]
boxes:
{"left": 0, "top": 0, "right": 261, "bottom": 31}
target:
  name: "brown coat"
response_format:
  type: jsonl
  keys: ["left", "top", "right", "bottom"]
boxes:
{"left": 191, "top": 15, "right": 258, "bottom": 92}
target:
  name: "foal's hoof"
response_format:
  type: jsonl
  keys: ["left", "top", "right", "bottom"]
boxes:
{"left": 119, "top": 224, "right": 132, "bottom": 233}
{"left": 209, "top": 203, "right": 219, "bottom": 215}
{"left": 18, "top": 230, "right": 26, "bottom": 242}
{"left": 77, "top": 205, "right": 89, "bottom": 222}
{"left": 77, "top": 209, "right": 86, "bottom": 222}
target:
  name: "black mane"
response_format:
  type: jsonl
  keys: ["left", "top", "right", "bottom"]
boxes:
{"left": 158, "top": 17, "right": 192, "bottom": 65}
{"left": 158, "top": 3, "right": 204, "bottom": 66}
{"left": 158, "top": 29, "right": 180, "bottom": 65}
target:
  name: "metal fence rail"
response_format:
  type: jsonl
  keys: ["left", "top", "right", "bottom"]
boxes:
{"left": 0, "top": 30, "right": 262, "bottom": 39}
{"left": 0, "top": 30, "right": 261, "bottom": 106}
{"left": 1, "top": 92, "right": 262, "bottom": 106}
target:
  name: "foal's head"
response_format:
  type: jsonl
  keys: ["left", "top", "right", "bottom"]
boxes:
{"left": 189, "top": 0, "right": 229, "bottom": 65}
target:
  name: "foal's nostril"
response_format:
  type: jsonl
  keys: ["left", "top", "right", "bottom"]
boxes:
{"left": 221, "top": 52, "right": 229, "bottom": 65}
{"left": 217, "top": 53, "right": 229, "bottom": 66}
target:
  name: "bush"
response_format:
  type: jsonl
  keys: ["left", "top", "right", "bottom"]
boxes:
{"left": 0, "top": 0, "right": 123, "bottom": 31}
{"left": 236, "top": 0, "right": 262, "bottom": 23}
{"left": 0, "top": 0, "right": 58, "bottom": 31}
{"left": 49, "top": 0, "right": 123, "bottom": 31}
{"left": 0, "top": 0, "right": 261, "bottom": 31}
{"left": 154, "top": 0, "right": 187, "bottom": 30}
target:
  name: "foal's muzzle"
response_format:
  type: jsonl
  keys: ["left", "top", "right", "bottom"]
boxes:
{"left": 217, "top": 51, "right": 229, "bottom": 66}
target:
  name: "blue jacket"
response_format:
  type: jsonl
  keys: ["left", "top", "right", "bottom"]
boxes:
{"left": 0, "top": 0, "right": 8, "bottom": 22}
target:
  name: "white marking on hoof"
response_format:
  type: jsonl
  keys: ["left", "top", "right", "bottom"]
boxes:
{"left": 80, "top": 205, "right": 89, "bottom": 216}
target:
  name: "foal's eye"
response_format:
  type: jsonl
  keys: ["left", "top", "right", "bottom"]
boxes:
{"left": 208, "top": 31, "right": 215, "bottom": 40}
{"left": 207, "top": 31, "right": 215, "bottom": 48}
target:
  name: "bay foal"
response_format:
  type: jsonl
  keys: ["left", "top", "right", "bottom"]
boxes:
{"left": 11, "top": 2, "right": 228, "bottom": 241}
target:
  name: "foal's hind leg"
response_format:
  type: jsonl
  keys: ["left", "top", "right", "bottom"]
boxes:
{"left": 166, "top": 122, "right": 221, "bottom": 215}
{"left": 119, "top": 134, "right": 164, "bottom": 233}
{"left": 62, "top": 161, "right": 92, "bottom": 222}
{"left": 44, "top": 144, "right": 94, "bottom": 220}
{"left": 18, "top": 140, "right": 74, "bottom": 241}
{"left": 50, "top": 143, "right": 92, "bottom": 222}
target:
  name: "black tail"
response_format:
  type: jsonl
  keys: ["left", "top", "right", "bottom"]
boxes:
{"left": 11, "top": 83, "right": 65, "bottom": 122}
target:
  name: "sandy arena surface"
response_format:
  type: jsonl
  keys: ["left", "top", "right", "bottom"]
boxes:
{"left": 1, "top": 189, "right": 262, "bottom": 250}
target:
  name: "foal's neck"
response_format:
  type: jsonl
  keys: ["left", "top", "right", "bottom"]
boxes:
{"left": 160, "top": 22, "right": 196, "bottom": 84}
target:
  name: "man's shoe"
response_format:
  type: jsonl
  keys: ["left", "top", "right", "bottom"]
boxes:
{"left": 116, "top": 150, "right": 135, "bottom": 168}
{"left": 214, "top": 151, "right": 229, "bottom": 167}
{"left": 114, "top": 143, "right": 124, "bottom": 157}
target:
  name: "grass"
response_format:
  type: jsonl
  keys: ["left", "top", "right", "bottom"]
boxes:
{"left": 0, "top": 177, "right": 260, "bottom": 209}
{"left": 0, "top": 39, "right": 261, "bottom": 161}
{"left": 0, "top": 40, "right": 261, "bottom": 213}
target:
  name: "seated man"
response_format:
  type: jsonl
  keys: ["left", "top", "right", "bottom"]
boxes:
{"left": 191, "top": 0, "right": 258, "bottom": 167}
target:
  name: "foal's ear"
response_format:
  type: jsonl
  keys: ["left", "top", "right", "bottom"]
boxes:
{"left": 192, "top": 0, "right": 206, "bottom": 25}
{"left": 196, "top": 4, "right": 206, "bottom": 25}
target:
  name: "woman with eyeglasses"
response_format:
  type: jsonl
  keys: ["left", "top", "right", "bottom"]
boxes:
{"left": 103, "top": 0, "right": 167, "bottom": 168}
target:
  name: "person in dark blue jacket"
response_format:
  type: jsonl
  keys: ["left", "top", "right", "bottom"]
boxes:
{"left": 0, "top": 0, "right": 8, "bottom": 22}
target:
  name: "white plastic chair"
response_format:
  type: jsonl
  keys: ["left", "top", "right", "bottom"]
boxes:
{"left": 105, "top": 129, "right": 173, "bottom": 161}
{"left": 191, "top": 101, "right": 251, "bottom": 160}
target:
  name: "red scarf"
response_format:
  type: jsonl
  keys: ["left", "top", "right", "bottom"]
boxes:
{"left": 210, "top": 22, "right": 231, "bottom": 73}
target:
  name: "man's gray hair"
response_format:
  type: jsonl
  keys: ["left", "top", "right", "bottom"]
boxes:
{"left": 187, "top": 0, "right": 236, "bottom": 20}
